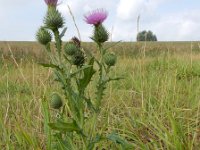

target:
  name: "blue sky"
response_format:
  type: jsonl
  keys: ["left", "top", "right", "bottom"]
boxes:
{"left": 0, "top": 0, "right": 200, "bottom": 41}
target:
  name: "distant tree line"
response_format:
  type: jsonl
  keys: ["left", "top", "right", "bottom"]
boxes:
{"left": 137, "top": 30, "right": 157, "bottom": 41}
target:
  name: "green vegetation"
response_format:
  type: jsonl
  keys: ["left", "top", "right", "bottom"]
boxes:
{"left": 0, "top": 41, "right": 200, "bottom": 149}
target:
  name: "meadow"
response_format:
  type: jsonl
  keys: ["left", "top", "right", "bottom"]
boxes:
{"left": 1, "top": 41, "right": 200, "bottom": 149}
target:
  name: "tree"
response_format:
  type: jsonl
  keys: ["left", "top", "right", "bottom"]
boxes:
{"left": 137, "top": 30, "right": 157, "bottom": 41}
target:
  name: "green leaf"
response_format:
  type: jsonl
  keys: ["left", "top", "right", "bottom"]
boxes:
{"left": 41, "top": 97, "right": 51, "bottom": 149}
{"left": 48, "top": 120, "right": 81, "bottom": 133}
{"left": 102, "top": 40, "right": 122, "bottom": 54}
{"left": 83, "top": 96, "right": 96, "bottom": 112}
{"left": 38, "top": 63, "right": 61, "bottom": 70}
{"left": 87, "top": 134, "right": 104, "bottom": 150}
{"left": 107, "top": 132, "right": 133, "bottom": 150}
{"left": 60, "top": 27, "right": 67, "bottom": 38}
{"left": 105, "top": 76, "right": 124, "bottom": 83}
{"left": 63, "top": 54, "right": 71, "bottom": 63}
{"left": 79, "top": 57, "right": 96, "bottom": 91}
{"left": 70, "top": 65, "right": 93, "bottom": 78}
{"left": 53, "top": 133, "right": 77, "bottom": 150}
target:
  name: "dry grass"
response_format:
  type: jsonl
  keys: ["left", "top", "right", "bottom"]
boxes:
{"left": 0, "top": 41, "right": 200, "bottom": 149}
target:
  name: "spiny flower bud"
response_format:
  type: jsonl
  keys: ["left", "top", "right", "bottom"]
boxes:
{"left": 71, "top": 36, "right": 81, "bottom": 48}
{"left": 92, "top": 24, "right": 109, "bottom": 44}
{"left": 50, "top": 92, "right": 63, "bottom": 109}
{"left": 64, "top": 43, "right": 79, "bottom": 56}
{"left": 72, "top": 51, "right": 85, "bottom": 67}
{"left": 44, "top": 8, "right": 64, "bottom": 30}
{"left": 104, "top": 53, "right": 117, "bottom": 66}
{"left": 36, "top": 27, "right": 52, "bottom": 45}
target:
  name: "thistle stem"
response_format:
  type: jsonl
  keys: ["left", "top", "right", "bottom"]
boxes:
{"left": 53, "top": 29, "right": 62, "bottom": 63}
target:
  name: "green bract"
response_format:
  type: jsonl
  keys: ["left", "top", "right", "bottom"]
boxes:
{"left": 44, "top": 8, "right": 64, "bottom": 30}
{"left": 50, "top": 93, "right": 63, "bottom": 109}
{"left": 71, "top": 51, "right": 85, "bottom": 67}
{"left": 92, "top": 24, "right": 109, "bottom": 45}
{"left": 104, "top": 53, "right": 117, "bottom": 66}
{"left": 64, "top": 43, "right": 79, "bottom": 56}
{"left": 36, "top": 27, "right": 52, "bottom": 45}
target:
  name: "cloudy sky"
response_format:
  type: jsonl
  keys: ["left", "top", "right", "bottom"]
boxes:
{"left": 0, "top": 0, "right": 200, "bottom": 41}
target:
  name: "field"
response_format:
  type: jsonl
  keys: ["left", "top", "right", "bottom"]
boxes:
{"left": 1, "top": 41, "right": 200, "bottom": 149}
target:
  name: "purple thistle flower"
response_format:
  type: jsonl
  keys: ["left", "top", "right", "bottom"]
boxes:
{"left": 84, "top": 9, "right": 108, "bottom": 25}
{"left": 44, "top": 0, "right": 58, "bottom": 6}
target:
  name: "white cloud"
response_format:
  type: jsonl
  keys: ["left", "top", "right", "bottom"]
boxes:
{"left": 152, "top": 10, "right": 200, "bottom": 41}
{"left": 113, "top": 0, "right": 200, "bottom": 41}
{"left": 116, "top": 0, "right": 165, "bottom": 21}
{"left": 58, "top": 0, "right": 117, "bottom": 18}
{"left": 117, "top": 0, "right": 145, "bottom": 21}
{"left": 113, "top": 0, "right": 164, "bottom": 41}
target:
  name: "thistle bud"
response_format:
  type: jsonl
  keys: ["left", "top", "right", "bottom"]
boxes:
{"left": 104, "top": 53, "right": 117, "bottom": 66}
{"left": 44, "top": 8, "right": 64, "bottom": 30}
{"left": 36, "top": 27, "right": 52, "bottom": 45}
{"left": 64, "top": 43, "right": 79, "bottom": 56}
{"left": 50, "top": 93, "right": 63, "bottom": 109}
{"left": 92, "top": 24, "right": 109, "bottom": 44}
{"left": 71, "top": 36, "right": 81, "bottom": 48}
{"left": 72, "top": 51, "right": 85, "bottom": 67}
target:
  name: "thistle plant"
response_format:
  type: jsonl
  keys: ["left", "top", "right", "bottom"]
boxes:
{"left": 37, "top": 2, "right": 131, "bottom": 149}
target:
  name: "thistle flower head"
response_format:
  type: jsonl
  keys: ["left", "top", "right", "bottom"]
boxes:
{"left": 44, "top": 0, "right": 58, "bottom": 6}
{"left": 84, "top": 9, "right": 108, "bottom": 26}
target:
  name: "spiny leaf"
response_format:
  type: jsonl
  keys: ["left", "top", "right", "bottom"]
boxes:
{"left": 38, "top": 63, "right": 61, "bottom": 71}
{"left": 48, "top": 120, "right": 80, "bottom": 133}
{"left": 104, "top": 40, "right": 122, "bottom": 51}
{"left": 54, "top": 133, "right": 77, "bottom": 150}
{"left": 83, "top": 96, "right": 96, "bottom": 112}
{"left": 105, "top": 76, "right": 124, "bottom": 83}
{"left": 101, "top": 40, "right": 121, "bottom": 55}
{"left": 70, "top": 65, "right": 92, "bottom": 78}
{"left": 87, "top": 134, "right": 104, "bottom": 150}
{"left": 107, "top": 132, "right": 133, "bottom": 150}
{"left": 78, "top": 57, "right": 96, "bottom": 92}
{"left": 60, "top": 27, "right": 67, "bottom": 38}
{"left": 41, "top": 97, "right": 51, "bottom": 149}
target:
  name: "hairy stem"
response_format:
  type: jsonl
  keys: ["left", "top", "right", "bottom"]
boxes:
{"left": 53, "top": 29, "right": 62, "bottom": 62}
